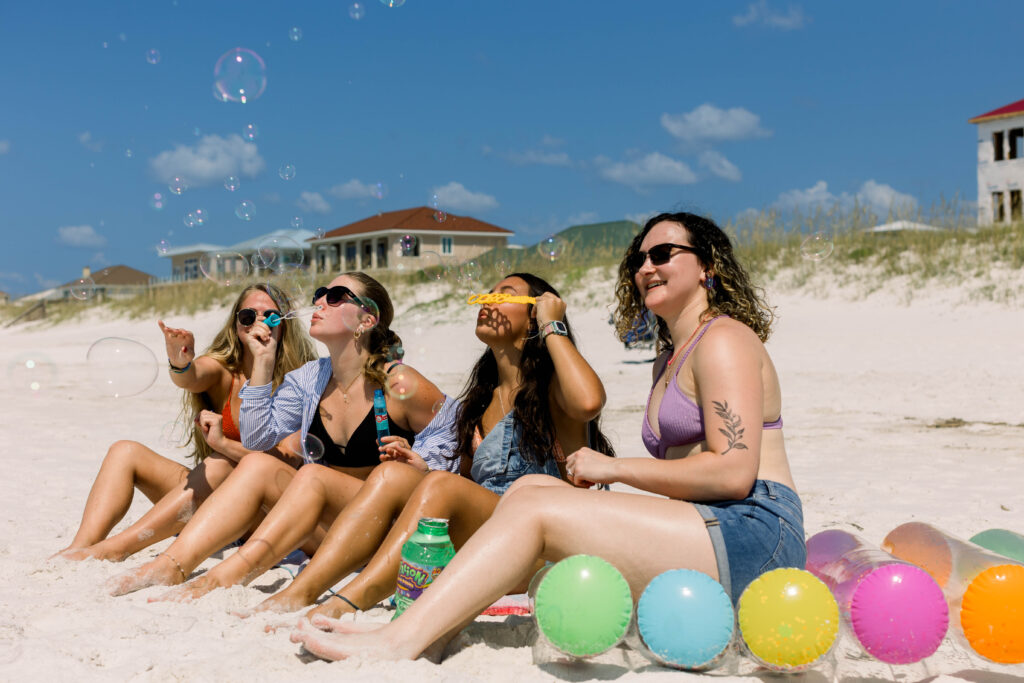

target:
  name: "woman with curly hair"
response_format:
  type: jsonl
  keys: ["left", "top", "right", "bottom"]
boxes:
{"left": 288, "top": 212, "right": 805, "bottom": 664}
{"left": 56, "top": 282, "right": 317, "bottom": 562}
{"left": 107, "top": 272, "right": 447, "bottom": 595}
{"left": 153, "top": 272, "right": 612, "bottom": 616}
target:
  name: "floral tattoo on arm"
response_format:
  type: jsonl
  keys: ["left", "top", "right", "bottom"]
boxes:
{"left": 712, "top": 400, "right": 747, "bottom": 455}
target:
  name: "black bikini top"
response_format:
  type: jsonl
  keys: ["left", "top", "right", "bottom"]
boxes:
{"left": 308, "top": 404, "right": 416, "bottom": 468}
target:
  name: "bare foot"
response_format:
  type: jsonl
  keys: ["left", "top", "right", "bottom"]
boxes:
{"left": 149, "top": 573, "right": 224, "bottom": 603}
{"left": 308, "top": 613, "right": 381, "bottom": 634}
{"left": 304, "top": 595, "right": 357, "bottom": 622}
{"left": 53, "top": 542, "right": 129, "bottom": 562}
{"left": 289, "top": 618, "right": 412, "bottom": 662}
{"left": 249, "top": 590, "right": 314, "bottom": 615}
{"left": 106, "top": 555, "right": 184, "bottom": 596}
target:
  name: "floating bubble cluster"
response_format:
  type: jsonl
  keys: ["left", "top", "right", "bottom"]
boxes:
{"left": 183, "top": 209, "right": 207, "bottom": 228}
{"left": 800, "top": 232, "right": 834, "bottom": 261}
{"left": 235, "top": 200, "right": 256, "bottom": 221}
{"left": 243, "top": 123, "right": 258, "bottom": 141}
{"left": 86, "top": 337, "right": 160, "bottom": 398}
{"left": 537, "top": 235, "right": 568, "bottom": 262}
{"left": 349, "top": 2, "right": 365, "bottom": 19}
{"left": 71, "top": 277, "right": 96, "bottom": 301}
{"left": 168, "top": 176, "right": 188, "bottom": 195}
{"left": 157, "top": 239, "right": 171, "bottom": 255}
{"left": 145, "top": 49, "right": 161, "bottom": 64}
{"left": 212, "top": 48, "right": 267, "bottom": 104}
{"left": 279, "top": 164, "right": 296, "bottom": 180}
{"left": 224, "top": 176, "right": 240, "bottom": 191}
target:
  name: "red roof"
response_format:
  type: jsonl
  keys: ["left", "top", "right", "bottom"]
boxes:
{"left": 59, "top": 265, "right": 153, "bottom": 288}
{"left": 968, "top": 98, "right": 1024, "bottom": 124}
{"left": 318, "top": 206, "right": 513, "bottom": 240}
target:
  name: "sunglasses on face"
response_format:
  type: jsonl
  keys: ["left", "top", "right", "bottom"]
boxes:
{"left": 628, "top": 243, "right": 702, "bottom": 273}
{"left": 313, "top": 285, "right": 363, "bottom": 308}
{"left": 236, "top": 308, "right": 282, "bottom": 326}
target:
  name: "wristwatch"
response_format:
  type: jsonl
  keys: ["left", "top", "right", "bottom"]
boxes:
{"left": 539, "top": 320, "right": 568, "bottom": 341}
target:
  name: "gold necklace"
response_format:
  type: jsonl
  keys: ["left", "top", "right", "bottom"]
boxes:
{"left": 496, "top": 386, "right": 515, "bottom": 415}
{"left": 337, "top": 371, "right": 363, "bottom": 403}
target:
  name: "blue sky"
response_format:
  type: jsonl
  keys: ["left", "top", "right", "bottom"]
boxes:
{"left": 0, "top": 0, "right": 1016, "bottom": 296}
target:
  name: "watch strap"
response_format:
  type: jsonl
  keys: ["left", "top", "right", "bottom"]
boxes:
{"left": 539, "top": 320, "right": 568, "bottom": 341}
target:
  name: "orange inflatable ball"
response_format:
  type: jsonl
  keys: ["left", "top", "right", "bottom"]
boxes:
{"left": 960, "top": 564, "right": 1024, "bottom": 664}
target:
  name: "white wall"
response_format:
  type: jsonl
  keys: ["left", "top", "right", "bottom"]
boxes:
{"left": 976, "top": 114, "right": 1024, "bottom": 225}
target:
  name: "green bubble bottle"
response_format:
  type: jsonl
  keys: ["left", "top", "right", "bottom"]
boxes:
{"left": 393, "top": 517, "right": 456, "bottom": 619}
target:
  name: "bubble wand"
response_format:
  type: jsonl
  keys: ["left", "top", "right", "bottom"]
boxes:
{"left": 466, "top": 293, "right": 536, "bottom": 305}
{"left": 264, "top": 305, "right": 322, "bottom": 328}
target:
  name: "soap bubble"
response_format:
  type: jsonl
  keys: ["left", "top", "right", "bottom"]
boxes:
{"left": 157, "top": 239, "right": 171, "bottom": 254}
{"left": 298, "top": 434, "right": 324, "bottom": 463}
{"left": 349, "top": 2, "right": 365, "bottom": 19}
{"left": 291, "top": 216, "right": 303, "bottom": 229}
{"left": 149, "top": 192, "right": 165, "bottom": 211}
{"left": 431, "top": 398, "right": 445, "bottom": 415}
{"left": 9, "top": 354, "right": 55, "bottom": 397}
{"left": 380, "top": 0, "right": 405, "bottom": 7}
{"left": 168, "top": 177, "right": 188, "bottom": 195}
{"left": 224, "top": 176, "right": 240, "bottom": 191}
{"left": 213, "top": 47, "right": 267, "bottom": 104}
{"left": 235, "top": 200, "right": 256, "bottom": 221}
{"left": 537, "top": 235, "right": 568, "bottom": 262}
{"left": 429, "top": 193, "right": 447, "bottom": 223}
{"left": 243, "top": 123, "right": 258, "bottom": 141}
{"left": 256, "top": 235, "right": 305, "bottom": 269}
{"left": 419, "top": 251, "right": 448, "bottom": 281}
{"left": 387, "top": 367, "right": 417, "bottom": 400}
{"left": 145, "top": 49, "right": 160, "bottom": 64}
{"left": 86, "top": 337, "right": 159, "bottom": 398}
{"left": 386, "top": 343, "right": 405, "bottom": 363}
{"left": 315, "top": 226, "right": 325, "bottom": 239}
{"left": 192, "top": 127, "right": 202, "bottom": 137}
{"left": 288, "top": 27, "right": 302, "bottom": 42}
{"left": 70, "top": 277, "right": 96, "bottom": 301}
{"left": 459, "top": 260, "right": 482, "bottom": 283}
{"left": 372, "top": 182, "right": 388, "bottom": 199}
{"left": 392, "top": 234, "right": 417, "bottom": 258}
{"left": 279, "top": 164, "right": 296, "bottom": 180}
{"left": 340, "top": 296, "right": 380, "bottom": 334}
{"left": 159, "top": 420, "right": 187, "bottom": 448}
{"left": 199, "top": 251, "right": 250, "bottom": 286}
{"left": 124, "top": 148, "right": 134, "bottom": 158}
{"left": 800, "top": 231, "right": 834, "bottom": 261}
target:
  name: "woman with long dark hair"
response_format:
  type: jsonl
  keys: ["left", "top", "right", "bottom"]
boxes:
{"left": 153, "top": 272, "right": 612, "bottom": 616}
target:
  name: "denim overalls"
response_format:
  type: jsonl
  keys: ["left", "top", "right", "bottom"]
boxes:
{"left": 470, "top": 411, "right": 560, "bottom": 494}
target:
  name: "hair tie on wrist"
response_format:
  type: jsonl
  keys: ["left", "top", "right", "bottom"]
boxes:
{"left": 168, "top": 359, "right": 192, "bottom": 374}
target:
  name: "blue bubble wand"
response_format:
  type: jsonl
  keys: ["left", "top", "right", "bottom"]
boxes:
{"left": 264, "top": 304, "right": 322, "bottom": 328}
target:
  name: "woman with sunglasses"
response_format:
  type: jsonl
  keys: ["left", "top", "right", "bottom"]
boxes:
{"left": 151, "top": 272, "right": 612, "bottom": 615}
{"left": 288, "top": 213, "right": 805, "bottom": 664}
{"left": 56, "top": 283, "right": 317, "bottom": 563}
{"left": 107, "top": 272, "right": 449, "bottom": 595}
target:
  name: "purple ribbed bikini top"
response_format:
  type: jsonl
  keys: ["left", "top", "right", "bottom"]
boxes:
{"left": 641, "top": 315, "right": 782, "bottom": 459}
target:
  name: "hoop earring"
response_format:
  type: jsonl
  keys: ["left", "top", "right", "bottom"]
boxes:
{"left": 353, "top": 327, "right": 363, "bottom": 340}
{"left": 704, "top": 275, "right": 716, "bottom": 291}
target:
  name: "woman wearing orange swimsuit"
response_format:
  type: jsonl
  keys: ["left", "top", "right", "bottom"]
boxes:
{"left": 55, "top": 283, "right": 317, "bottom": 562}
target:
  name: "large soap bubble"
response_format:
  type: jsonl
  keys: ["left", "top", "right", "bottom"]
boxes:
{"left": 86, "top": 337, "right": 159, "bottom": 398}
{"left": 213, "top": 48, "right": 267, "bottom": 104}
{"left": 256, "top": 235, "right": 305, "bottom": 269}
{"left": 199, "top": 251, "right": 250, "bottom": 286}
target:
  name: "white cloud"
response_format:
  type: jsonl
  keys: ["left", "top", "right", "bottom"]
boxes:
{"left": 541, "top": 135, "right": 565, "bottom": 147}
{"left": 328, "top": 179, "right": 379, "bottom": 200}
{"left": 596, "top": 152, "right": 697, "bottom": 189}
{"left": 507, "top": 149, "right": 572, "bottom": 167}
{"left": 733, "top": 0, "right": 807, "bottom": 30}
{"left": 149, "top": 134, "right": 265, "bottom": 186}
{"left": 57, "top": 225, "right": 106, "bottom": 248}
{"left": 431, "top": 182, "right": 499, "bottom": 212}
{"left": 773, "top": 180, "right": 917, "bottom": 215}
{"left": 699, "top": 150, "right": 742, "bottom": 181}
{"left": 661, "top": 104, "right": 771, "bottom": 143}
{"left": 78, "top": 131, "right": 103, "bottom": 152}
{"left": 297, "top": 191, "right": 331, "bottom": 214}
{"left": 0, "top": 140, "right": 9, "bottom": 155}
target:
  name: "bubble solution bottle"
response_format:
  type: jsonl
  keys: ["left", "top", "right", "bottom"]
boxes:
{"left": 373, "top": 389, "right": 389, "bottom": 445}
{"left": 393, "top": 517, "right": 456, "bottom": 619}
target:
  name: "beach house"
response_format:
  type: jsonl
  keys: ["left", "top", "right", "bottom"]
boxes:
{"left": 158, "top": 229, "right": 315, "bottom": 281}
{"left": 969, "top": 97, "right": 1024, "bottom": 226}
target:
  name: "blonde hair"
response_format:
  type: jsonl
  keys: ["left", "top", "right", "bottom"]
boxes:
{"left": 182, "top": 283, "right": 318, "bottom": 463}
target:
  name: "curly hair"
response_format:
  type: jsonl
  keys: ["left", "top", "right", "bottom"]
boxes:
{"left": 614, "top": 212, "right": 775, "bottom": 348}
{"left": 183, "top": 282, "right": 318, "bottom": 463}
{"left": 453, "top": 272, "right": 615, "bottom": 466}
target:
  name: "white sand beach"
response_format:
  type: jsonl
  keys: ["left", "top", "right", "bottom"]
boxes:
{"left": 1, "top": 272, "right": 1022, "bottom": 682}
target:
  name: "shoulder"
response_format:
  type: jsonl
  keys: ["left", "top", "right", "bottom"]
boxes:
{"left": 692, "top": 318, "right": 762, "bottom": 365}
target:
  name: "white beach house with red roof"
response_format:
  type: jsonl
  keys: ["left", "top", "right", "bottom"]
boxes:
{"left": 969, "top": 97, "right": 1024, "bottom": 225}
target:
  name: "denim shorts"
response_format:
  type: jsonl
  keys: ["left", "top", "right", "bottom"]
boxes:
{"left": 693, "top": 479, "right": 806, "bottom": 605}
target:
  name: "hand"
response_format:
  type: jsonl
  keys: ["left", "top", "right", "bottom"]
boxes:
{"left": 564, "top": 447, "right": 616, "bottom": 488}
{"left": 242, "top": 319, "right": 278, "bottom": 363}
{"left": 378, "top": 435, "right": 428, "bottom": 472}
{"left": 158, "top": 321, "right": 195, "bottom": 368}
{"left": 533, "top": 292, "right": 567, "bottom": 330}
{"left": 197, "top": 410, "right": 226, "bottom": 450}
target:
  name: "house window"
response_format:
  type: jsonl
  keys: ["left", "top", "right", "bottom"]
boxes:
{"left": 993, "top": 131, "right": 1005, "bottom": 161}
{"left": 993, "top": 192, "right": 1005, "bottom": 223}
{"left": 441, "top": 237, "right": 454, "bottom": 255}
{"left": 346, "top": 244, "right": 357, "bottom": 270}
{"left": 184, "top": 258, "right": 199, "bottom": 280}
{"left": 1011, "top": 190, "right": 1022, "bottom": 222}
{"left": 1010, "top": 129, "right": 1024, "bottom": 160}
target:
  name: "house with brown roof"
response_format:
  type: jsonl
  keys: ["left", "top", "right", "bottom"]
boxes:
{"left": 56, "top": 265, "right": 155, "bottom": 301}
{"left": 312, "top": 206, "right": 514, "bottom": 273}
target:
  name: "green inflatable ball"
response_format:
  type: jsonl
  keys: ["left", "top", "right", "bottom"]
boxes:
{"left": 532, "top": 555, "right": 634, "bottom": 657}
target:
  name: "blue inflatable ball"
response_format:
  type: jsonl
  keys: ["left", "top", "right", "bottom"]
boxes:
{"left": 637, "top": 569, "right": 734, "bottom": 669}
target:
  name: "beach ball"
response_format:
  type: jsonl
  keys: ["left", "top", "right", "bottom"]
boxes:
{"left": 849, "top": 563, "right": 948, "bottom": 664}
{"left": 737, "top": 568, "right": 839, "bottom": 671}
{"left": 637, "top": 569, "right": 734, "bottom": 670}
{"left": 532, "top": 555, "right": 633, "bottom": 657}
{"left": 970, "top": 529, "right": 1024, "bottom": 564}
{"left": 960, "top": 564, "right": 1024, "bottom": 664}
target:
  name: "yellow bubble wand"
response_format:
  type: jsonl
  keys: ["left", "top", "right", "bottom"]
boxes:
{"left": 466, "top": 293, "right": 537, "bottom": 305}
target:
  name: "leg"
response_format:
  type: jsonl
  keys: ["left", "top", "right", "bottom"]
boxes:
{"left": 106, "top": 452, "right": 296, "bottom": 596}
{"left": 305, "top": 471, "right": 500, "bottom": 621}
{"left": 254, "top": 461, "right": 428, "bottom": 614}
{"left": 57, "top": 440, "right": 188, "bottom": 559}
{"left": 156, "top": 462, "right": 368, "bottom": 603}
{"left": 291, "top": 486, "right": 716, "bottom": 662}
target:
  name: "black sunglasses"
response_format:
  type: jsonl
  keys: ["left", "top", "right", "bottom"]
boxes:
{"left": 628, "top": 243, "right": 702, "bottom": 273}
{"left": 236, "top": 308, "right": 282, "bottom": 326}
{"left": 313, "top": 285, "right": 364, "bottom": 308}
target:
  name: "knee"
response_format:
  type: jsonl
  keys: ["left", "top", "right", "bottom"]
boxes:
{"left": 409, "top": 470, "right": 462, "bottom": 505}
{"left": 200, "top": 455, "right": 236, "bottom": 483}
{"left": 290, "top": 462, "right": 333, "bottom": 488}
{"left": 502, "top": 474, "right": 564, "bottom": 499}
{"left": 104, "top": 440, "right": 144, "bottom": 466}
{"left": 367, "top": 460, "right": 423, "bottom": 489}
{"left": 235, "top": 451, "right": 283, "bottom": 477}
{"left": 496, "top": 484, "right": 549, "bottom": 519}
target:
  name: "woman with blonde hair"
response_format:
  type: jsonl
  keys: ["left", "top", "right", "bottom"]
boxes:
{"left": 56, "top": 282, "right": 317, "bottom": 562}
{"left": 107, "top": 272, "right": 448, "bottom": 595}
{"left": 288, "top": 212, "right": 805, "bottom": 663}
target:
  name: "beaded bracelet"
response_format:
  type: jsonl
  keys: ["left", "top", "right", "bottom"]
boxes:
{"left": 168, "top": 359, "right": 192, "bottom": 374}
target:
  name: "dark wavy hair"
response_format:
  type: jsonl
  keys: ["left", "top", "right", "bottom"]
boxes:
{"left": 343, "top": 271, "right": 404, "bottom": 389}
{"left": 614, "top": 212, "right": 775, "bottom": 349}
{"left": 454, "top": 272, "right": 614, "bottom": 466}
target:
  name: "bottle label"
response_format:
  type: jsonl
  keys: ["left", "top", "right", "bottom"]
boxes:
{"left": 394, "top": 558, "right": 446, "bottom": 614}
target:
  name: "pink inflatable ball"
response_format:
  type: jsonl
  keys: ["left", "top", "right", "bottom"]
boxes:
{"left": 806, "top": 530, "right": 948, "bottom": 664}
